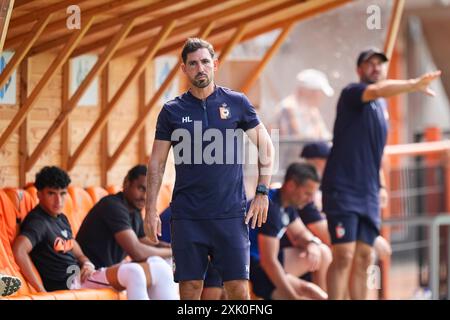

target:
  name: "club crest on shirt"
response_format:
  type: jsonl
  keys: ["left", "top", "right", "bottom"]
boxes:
{"left": 219, "top": 103, "right": 231, "bottom": 119}
{"left": 61, "top": 230, "right": 68, "bottom": 238}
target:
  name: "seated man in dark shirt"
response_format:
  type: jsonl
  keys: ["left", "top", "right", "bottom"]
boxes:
{"left": 13, "top": 166, "right": 177, "bottom": 300}
{"left": 77, "top": 165, "right": 178, "bottom": 299}
{"left": 249, "top": 163, "right": 330, "bottom": 300}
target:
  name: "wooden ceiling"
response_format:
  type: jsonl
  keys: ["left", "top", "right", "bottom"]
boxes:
{"left": 4, "top": 0, "right": 353, "bottom": 59}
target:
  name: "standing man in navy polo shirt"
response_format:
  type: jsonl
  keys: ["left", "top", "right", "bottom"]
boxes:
{"left": 144, "top": 38, "right": 274, "bottom": 300}
{"left": 322, "top": 48, "right": 441, "bottom": 300}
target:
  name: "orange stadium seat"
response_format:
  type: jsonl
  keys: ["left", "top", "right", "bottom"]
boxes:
{"left": 106, "top": 185, "right": 121, "bottom": 194}
{"left": 3, "top": 187, "right": 37, "bottom": 224}
{"left": 85, "top": 186, "right": 109, "bottom": 204}
{"left": 68, "top": 186, "right": 94, "bottom": 229}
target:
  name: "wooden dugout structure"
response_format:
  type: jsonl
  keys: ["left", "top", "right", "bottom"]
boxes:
{"left": 1, "top": 0, "right": 392, "bottom": 188}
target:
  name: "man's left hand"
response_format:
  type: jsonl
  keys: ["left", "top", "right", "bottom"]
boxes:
{"left": 245, "top": 194, "right": 269, "bottom": 229}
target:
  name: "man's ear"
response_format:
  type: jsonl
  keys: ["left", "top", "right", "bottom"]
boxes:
{"left": 181, "top": 63, "right": 187, "bottom": 74}
{"left": 123, "top": 179, "right": 130, "bottom": 191}
{"left": 213, "top": 58, "right": 218, "bottom": 72}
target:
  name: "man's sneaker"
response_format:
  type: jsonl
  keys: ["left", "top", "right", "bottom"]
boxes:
{"left": 0, "top": 274, "right": 22, "bottom": 297}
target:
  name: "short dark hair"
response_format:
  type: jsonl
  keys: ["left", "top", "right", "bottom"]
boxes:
{"left": 284, "top": 162, "right": 320, "bottom": 186}
{"left": 181, "top": 38, "right": 215, "bottom": 63}
{"left": 125, "top": 165, "right": 147, "bottom": 182}
{"left": 35, "top": 166, "right": 71, "bottom": 191}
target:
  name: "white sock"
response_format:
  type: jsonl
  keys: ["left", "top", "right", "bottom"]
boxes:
{"left": 117, "top": 263, "right": 149, "bottom": 300}
{"left": 146, "top": 256, "right": 179, "bottom": 300}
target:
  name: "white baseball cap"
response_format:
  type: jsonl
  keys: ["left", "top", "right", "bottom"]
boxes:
{"left": 296, "top": 69, "right": 334, "bottom": 97}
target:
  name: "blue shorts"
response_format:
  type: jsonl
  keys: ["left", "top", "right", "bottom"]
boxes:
{"left": 326, "top": 211, "right": 380, "bottom": 246}
{"left": 171, "top": 216, "right": 250, "bottom": 283}
{"left": 204, "top": 261, "right": 223, "bottom": 288}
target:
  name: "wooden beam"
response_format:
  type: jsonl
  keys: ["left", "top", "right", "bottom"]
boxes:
{"left": 100, "top": 64, "right": 109, "bottom": 187}
{"left": 131, "top": 0, "right": 328, "bottom": 59}
{"left": 10, "top": 0, "right": 87, "bottom": 27}
{"left": 25, "top": 18, "right": 136, "bottom": 171}
{"left": 113, "top": 0, "right": 285, "bottom": 58}
{"left": 137, "top": 70, "right": 147, "bottom": 165}
{"left": 73, "top": 0, "right": 247, "bottom": 58}
{"left": 6, "top": 0, "right": 141, "bottom": 50}
{"left": 68, "top": 21, "right": 176, "bottom": 171}
{"left": 218, "top": 23, "right": 247, "bottom": 63}
{"left": 60, "top": 62, "right": 71, "bottom": 171}
{"left": 0, "top": 15, "right": 96, "bottom": 151}
{"left": 0, "top": 0, "right": 14, "bottom": 54}
{"left": 106, "top": 22, "right": 215, "bottom": 170}
{"left": 241, "top": 22, "right": 295, "bottom": 95}
{"left": 0, "top": 14, "right": 52, "bottom": 90}
{"left": 31, "top": 0, "right": 210, "bottom": 56}
{"left": 383, "top": 0, "right": 405, "bottom": 62}
{"left": 18, "top": 57, "right": 27, "bottom": 187}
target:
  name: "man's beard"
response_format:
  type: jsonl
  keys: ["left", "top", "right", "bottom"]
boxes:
{"left": 192, "top": 74, "right": 212, "bottom": 88}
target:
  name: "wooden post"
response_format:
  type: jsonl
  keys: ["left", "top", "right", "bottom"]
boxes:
{"left": 0, "top": 0, "right": 14, "bottom": 54}
{"left": 0, "top": 15, "right": 96, "bottom": 150}
{"left": 218, "top": 23, "right": 247, "bottom": 63}
{"left": 383, "top": 0, "right": 405, "bottom": 62}
{"left": 25, "top": 18, "right": 136, "bottom": 171}
{"left": 61, "top": 62, "right": 71, "bottom": 171}
{"left": 100, "top": 64, "right": 109, "bottom": 187}
{"left": 18, "top": 57, "right": 27, "bottom": 187}
{"left": 68, "top": 21, "right": 176, "bottom": 171}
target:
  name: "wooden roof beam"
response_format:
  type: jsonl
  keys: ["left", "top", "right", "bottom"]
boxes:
{"left": 384, "top": 0, "right": 405, "bottom": 62}
{"left": 217, "top": 23, "right": 248, "bottom": 63}
{"left": 10, "top": 0, "right": 88, "bottom": 27}
{"left": 25, "top": 18, "right": 137, "bottom": 171}
{"left": 0, "top": 0, "right": 14, "bottom": 53}
{"left": 0, "top": 14, "right": 52, "bottom": 89}
{"left": 114, "top": 0, "right": 299, "bottom": 58}
{"left": 106, "top": 21, "right": 215, "bottom": 170}
{"left": 29, "top": 0, "right": 215, "bottom": 56}
{"left": 67, "top": 21, "right": 176, "bottom": 170}
{"left": 0, "top": 16, "right": 96, "bottom": 150}
{"left": 6, "top": 0, "right": 144, "bottom": 50}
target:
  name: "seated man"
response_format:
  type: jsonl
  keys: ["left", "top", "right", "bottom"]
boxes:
{"left": 249, "top": 163, "right": 330, "bottom": 300}
{"left": 0, "top": 273, "right": 21, "bottom": 297}
{"left": 76, "top": 165, "right": 178, "bottom": 299}
{"left": 13, "top": 166, "right": 177, "bottom": 300}
{"left": 159, "top": 206, "right": 226, "bottom": 300}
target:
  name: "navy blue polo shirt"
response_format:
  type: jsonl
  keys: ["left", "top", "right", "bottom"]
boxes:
{"left": 249, "top": 189, "right": 297, "bottom": 263}
{"left": 155, "top": 86, "right": 260, "bottom": 220}
{"left": 321, "top": 82, "right": 388, "bottom": 219}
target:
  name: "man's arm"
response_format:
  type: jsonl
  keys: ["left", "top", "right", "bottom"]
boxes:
{"left": 285, "top": 218, "right": 321, "bottom": 272}
{"left": 258, "top": 234, "right": 299, "bottom": 299}
{"left": 307, "top": 220, "right": 331, "bottom": 246}
{"left": 12, "top": 235, "right": 46, "bottom": 292}
{"left": 72, "top": 240, "right": 95, "bottom": 282}
{"left": 245, "top": 123, "right": 275, "bottom": 228}
{"left": 362, "top": 70, "right": 441, "bottom": 102}
{"left": 144, "top": 139, "right": 171, "bottom": 242}
{"left": 114, "top": 229, "right": 172, "bottom": 262}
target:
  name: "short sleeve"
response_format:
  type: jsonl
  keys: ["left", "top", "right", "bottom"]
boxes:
{"left": 297, "top": 202, "right": 324, "bottom": 225}
{"left": 238, "top": 94, "right": 260, "bottom": 131}
{"left": 342, "top": 83, "right": 368, "bottom": 108}
{"left": 155, "top": 106, "right": 173, "bottom": 141}
{"left": 135, "top": 213, "right": 145, "bottom": 239}
{"left": 101, "top": 202, "right": 132, "bottom": 235}
{"left": 20, "top": 214, "right": 47, "bottom": 247}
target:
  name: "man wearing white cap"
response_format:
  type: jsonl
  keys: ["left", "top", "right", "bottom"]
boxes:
{"left": 274, "top": 69, "right": 334, "bottom": 140}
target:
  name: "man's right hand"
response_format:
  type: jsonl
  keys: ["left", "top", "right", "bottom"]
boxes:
{"left": 413, "top": 70, "right": 442, "bottom": 96}
{"left": 144, "top": 210, "right": 161, "bottom": 244}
